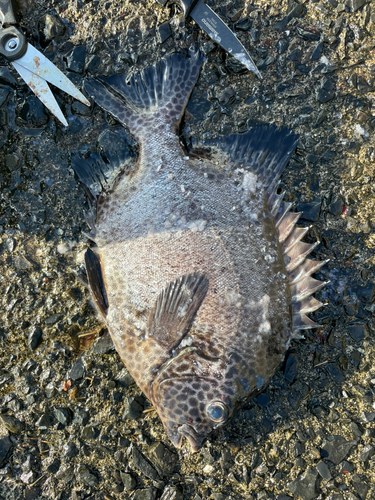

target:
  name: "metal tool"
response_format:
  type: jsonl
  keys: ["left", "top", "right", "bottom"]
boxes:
{"left": 0, "top": 0, "right": 90, "bottom": 126}
{"left": 156, "top": 0, "right": 261, "bottom": 78}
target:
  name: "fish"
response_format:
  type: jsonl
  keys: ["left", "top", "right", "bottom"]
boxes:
{"left": 73, "top": 50, "right": 327, "bottom": 452}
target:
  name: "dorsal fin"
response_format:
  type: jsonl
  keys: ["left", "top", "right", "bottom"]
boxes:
{"left": 276, "top": 206, "right": 328, "bottom": 331}
{"left": 201, "top": 125, "right": 298, "bottom": 200}
{"left": 147, "top": 273, "right": 209, "bottom": 351}
{"left": 84, "top": 248, "right": 109, "bottom": 318}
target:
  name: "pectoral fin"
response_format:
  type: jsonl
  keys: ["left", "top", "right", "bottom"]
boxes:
{"left": 85, "top": 248, "right": 109, "bottom": 318}
{"left": 147, "top": 273, "right": 209, "bottom": 351}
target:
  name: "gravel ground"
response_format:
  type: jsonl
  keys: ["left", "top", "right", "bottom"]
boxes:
{"left": 0, "top": 0, "right": 375, "bottom": 499}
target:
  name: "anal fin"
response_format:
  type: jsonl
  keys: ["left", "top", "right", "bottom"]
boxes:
{"left": 85, "top": 248, "right": 109, "bottom": 318}
{"left": 147, "top": 273, "right": 209, "bottom": 351}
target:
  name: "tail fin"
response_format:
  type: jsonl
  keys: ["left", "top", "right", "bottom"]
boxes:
{"left": 83, "top": 51, "right": 204, "bottom": 139}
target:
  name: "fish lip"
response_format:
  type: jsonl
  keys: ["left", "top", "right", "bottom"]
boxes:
{"left": 178, "top": 424, "right": 203, "bottom": 453}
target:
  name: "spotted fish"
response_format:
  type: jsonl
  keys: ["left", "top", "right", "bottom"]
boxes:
{"left": 75, "top": 51, "right": 327, "bottom": 452}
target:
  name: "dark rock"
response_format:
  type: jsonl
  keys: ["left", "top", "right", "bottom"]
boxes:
{"left": 288, "top": 48, "right": 302, "bottom": 61}
{"left": 348, "top": 0, "right": 366, "bottom": 12}
{"left": 36, "top": 411, "right": 51, "bottom": 429}
{"left": 38, "top": 14, "right": 66, "bottom": 42}
{"left": 160, "top": 484, "right": 183, "bottom": 500}
{"left": 249, "top": 28, "right": 260, "bottom": 41}
{"left": 217, "top": 87, "right": 235, "bottom": 106}
{"left": 65, "top": 46, "right": 86, "bottom": 74}
{"left": 339, "top": 461, "right": 354, "bottom": 473}
{"left": 361, "top": 411, "right": 375, "bottom": 423}
{"left": 81, "top": 425, "right": 99, "bottom": 440}
{"left": 72, "top": 407, "right": 89, "bottom": 426}
{"left": 120, "top": 472, "right": 136, "bottom": 491}
{"left": 316, "top": 88, "right": 335, "bottom": 103}
{"left": 348, "top": 73, "right": 357, "bottom": 88}
{"left": 45, "top": 382, "right": 55, "bottom": 398}
{"left": 283, "top": 351, "right": 299, "bottom": 383}
{"left": 306, "top": 154, "right": 318, "bottom": 164}
{"left": 19, "top": 96, "right": 49, "bottom": 127}
{"left": 347, "top": 324, "right": 366, "bottom": 341}
{"left": 53, "top": 407, "right": 71, "bottom": 426}
{"left": 46, "top": 458, "right": 61, "bottom": 474}
{"left": 13, "top": 255, "right": 33, "bottom": 270}
{"left": 63, "top": 441, "right": 79, "bottom": 459}
{"left": 316, "top": 461, "right": 332, "bottom": 480}
{"left": 359, "top": 444, "right": 375, "bottom": 462}
{"left": 325, "top": 363, "right": 345, "bottom": 384}
{"left": 122, "top": 396, "right": 145, "bottom": 420}
{"left": 256, "top": 393, "right": 269, "bottom": 407}
{"left": 0, "top": 67, "right": 16, "bottom": 86}
{"left": 133, "top": 488, "right": 158, "bottom": 500}
{"left": 186, "top": 93, "right": 211, "bottom": 121}
{"left": 111, "top": 481, "right": 124, "bottom": 493}
{"left": 287, "top": 3, "right": 305, "bottom": 18}
{"left": 69, "top": 357, "right": 86, "bottom": 381}
{"left": 311, "top": 42, "right": 323, "bottom": 60}
{"left": 274, "top": 2, "right": 305, "bottom": 30}
{"left": 351, "top": 473, "right": 368, "bottom": 499}
{"left": 0, "top": 87, "right": 10, "bottom": 107}
{"left": 347, "top": 420, "right": 361, "bottom": 438}
{"left": 71, "top": 101, "right": 91, "bottom": 116}
{"left": 364, "top": 428, "right": 375, "bottom": 439}
{"left": 225, "top": 53, "right": 250, "bottom": 74}
{"left": 0, "top": 436, "right": 13, "bottom": 467}
{"left": 276, "top": 38, "right": 289, "bottom": 55}
{"left": 299, "top": 198, "right": 322, "bottom": 222}
{"left": 115, "top": 367, "right": 135, "bottom": 387}
{"left": 329, "top": 195, "right": 343, "bottom": 216}
{"left": 201, "top": 41, "right": 215, "bottom": 55}
{"left": 76, "top": 464, "right": 98, "bottom": 487}
{"left": 321, "top": 150, "right": 336, "bottom": 162}
{"left": 92, "top": 334, "right": 114, "bottom": 354}
{"left": 132, "top": 446, "right": 159, "bottom": 480}
{"left": 357, "top": 76, "right": 373, "bottom": 92}
{"left": 27, "top": 326, "right": 43, "bottom": 350}
{"left": 148, "top": 442, "right": 178, "bottom": 478}
{"left": 0, "top": 414, "right": 23, "bottom": 433}
{"left": 322, "top": 77, "right": 334, "bottom": 91}
{"left": 321, "top": 436, "right": 356, "bottom": 465}
{"left": 55, "top": 465, "right": 74, "bottom": 484}
{"left": 288, "top": 468, "right": 319, "bottom": 500}
{"left": 86, "top": 55, "right": 101, "bottom": 73}
{"left": 235, "top": 17, "right": 252, "bottom": 31}
{"left": 288, "top": 381, "right": 308, "bottom": 410}
{"left": 211, "top": 494, "right": 226, "bottom": 500}
{"left": 158, "top": 22, "right": 171, "bottom": 43}
{"left": 316, "top": 109, "right": 326, "bottom": 125}
{"left": 296, "top": 27, "right": 320, "bottom": 41}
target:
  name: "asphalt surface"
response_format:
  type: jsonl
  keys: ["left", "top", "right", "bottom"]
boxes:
{"left": 0, "top": 1, "right": 374, "bottom": 499}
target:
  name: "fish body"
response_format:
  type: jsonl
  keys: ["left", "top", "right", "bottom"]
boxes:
{"left": 79, "top": 51, "right": 326, "bottom": 451}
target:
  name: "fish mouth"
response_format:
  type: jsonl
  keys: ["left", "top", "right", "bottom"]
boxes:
{"left": 177, "top": 424, "right": 204, "bottom": 453}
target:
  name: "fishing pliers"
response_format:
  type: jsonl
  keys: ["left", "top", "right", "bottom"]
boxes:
{"left": 0, "top": 0, "right": 90, "bottom": 126}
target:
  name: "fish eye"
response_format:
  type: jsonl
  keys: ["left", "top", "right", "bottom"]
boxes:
{"left": 205, "top": 401, "right": 229, "bottom": 422}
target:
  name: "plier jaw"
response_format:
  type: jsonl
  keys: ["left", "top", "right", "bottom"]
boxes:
{"left": 0, "top": 0, "right": 90, "bottom": 126}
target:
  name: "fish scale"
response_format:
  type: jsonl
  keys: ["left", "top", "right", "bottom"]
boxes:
{"left": 75, "top": 50, "right": 326, "bottom": 452}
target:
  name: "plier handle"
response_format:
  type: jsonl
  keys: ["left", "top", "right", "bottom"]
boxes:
{"left": 0, "top": 0, "right": 90, "bottom": 126}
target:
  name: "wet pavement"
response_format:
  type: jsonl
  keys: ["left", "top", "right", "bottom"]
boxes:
{"left": 0, "top": 0, "right": 375, "bottom": 499}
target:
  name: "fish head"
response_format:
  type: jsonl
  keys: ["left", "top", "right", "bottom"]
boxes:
{"left": 151, "top": 348, "right": 242, "bottom": 452}
{"left": 155, "top": 375, "right": 233, "bottom": 452}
